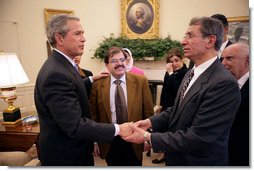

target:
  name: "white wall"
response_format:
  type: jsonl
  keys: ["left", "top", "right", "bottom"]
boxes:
{"left": 0, "top": 0, "right": 249, "bottom": 84}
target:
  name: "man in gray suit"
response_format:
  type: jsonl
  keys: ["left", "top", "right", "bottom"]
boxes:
{"left": 34, "top": 14, "right": 131, "bottom": 166}
{"left": 124, "top": 17, "right": 241, "bottom": 166}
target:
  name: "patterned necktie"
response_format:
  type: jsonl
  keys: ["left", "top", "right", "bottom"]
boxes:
{"left": 179, "top": 69, "right": 194, "bottom": 104}
{"left": 115, "top": 80, "right": 128, "bottom": 124}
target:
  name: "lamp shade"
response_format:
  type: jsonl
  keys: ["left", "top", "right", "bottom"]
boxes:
{"left": 0, "top": 53, "right": 29, "bottom": 88}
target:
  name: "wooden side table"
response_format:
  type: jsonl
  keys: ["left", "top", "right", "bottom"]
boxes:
{"left": 0, "top": 111, "right": 40, "bottom": 154}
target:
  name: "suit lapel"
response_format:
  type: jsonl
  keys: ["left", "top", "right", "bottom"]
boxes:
{"left": 101, "top": 77, "right": 112, "bottom": 122}
{"left": 52, "top": 50, "right": 79, "bottom": 76}
{"left": 170, "top": 59, "right": 220, "bottom": 126}
{"left": 126, "top": 73, "right": 136, "bottom": 121}
{"left": 52, "top": 50, "right": 90, "bottom": 117}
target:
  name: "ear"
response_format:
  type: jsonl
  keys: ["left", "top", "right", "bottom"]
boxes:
{"left": 105, "top": 63, "right": 110, "bottom": 70}
{"left": 55, "top": 33, "right": 64, "bottom": 46}
{"left": 224, "top": 26, "right": 229, "bottom": 35}
{"left": 244, "top": 55, "right": 249, "bottom": 68}
{"left": 206, "top": 35, "right": 216, "bottom": 49}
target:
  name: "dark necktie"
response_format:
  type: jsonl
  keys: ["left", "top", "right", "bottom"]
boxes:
{"left": 179, "top": 69, "right": 194, "bottom": 104}
{"left": 115, "top": 80, "right": 128, "bottom": 124}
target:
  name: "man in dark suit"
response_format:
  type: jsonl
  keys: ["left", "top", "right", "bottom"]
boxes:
{"left": 34, "top": 14, "right": 132, "bottom": 166}
{"left": 221, "top": 43, "right": 249, "bottom": 166}
{"left": 89, "top": 47, "right": 154, "bottom": 166}
{"left": 124, "top": 17, "right": 241, "bottom": 166}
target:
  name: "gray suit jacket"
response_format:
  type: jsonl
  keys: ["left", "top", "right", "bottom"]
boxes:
{"left": 150, "top": 58, "right": 241, "bottom": 166}
{"left": 34, "top": 50, "right": 115, "bottom": 165}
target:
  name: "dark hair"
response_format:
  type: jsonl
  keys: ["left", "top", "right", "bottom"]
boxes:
{"left": 104, "top": 46, "right": 127, "bottom": 63}
{"left": 190, "top": 17, "right": 224, "bottom": 51}
{"left": 211, "top": 14, "right": 228, "bottom": 27}
{"left": 166, "top": 48, "right": 183, "bottom": 63}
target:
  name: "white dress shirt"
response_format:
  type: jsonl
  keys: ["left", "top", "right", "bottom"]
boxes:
{"left": 218, "top": 39, "right": 229, "bottom": 58}
{"left": 238, "top": 72, "right": 249, "bottom": 89}
{"left": 184, "top": 56, "right": 217, "bottom": 97}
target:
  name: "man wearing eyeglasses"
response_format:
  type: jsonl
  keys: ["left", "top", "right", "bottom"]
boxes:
{"left": 123, "top": 17, "right": 241, "bottom": 166}
{"left": 89, "top": 46, "right": 154, "bottom": 166}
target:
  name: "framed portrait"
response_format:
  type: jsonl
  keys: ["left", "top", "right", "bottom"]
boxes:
{"left": 121, "top": 0, "right": 159, "bottom": 39}
{"left": 44, "top": 8, "right": 74, "bottom": 26}
{"left": 227, "top": 16, "right": 249, "bottom": 44}
{"left": 44, "top": 9, "right": 74, "bottom": 56}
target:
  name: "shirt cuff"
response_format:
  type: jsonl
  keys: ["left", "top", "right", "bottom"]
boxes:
{"left": 89, "top": 76, "right": 94, "bottom": 83}
{"left": 114, "top": 124, "right": 120, "bottom": 136}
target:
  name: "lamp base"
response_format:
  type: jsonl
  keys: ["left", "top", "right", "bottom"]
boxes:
{"left": 2, "top": 107, "right": 21, "bottom": 125}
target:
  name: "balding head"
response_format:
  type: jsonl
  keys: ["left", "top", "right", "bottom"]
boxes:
{"left": 221, "top": 43, "right": 249, "bottom": 79}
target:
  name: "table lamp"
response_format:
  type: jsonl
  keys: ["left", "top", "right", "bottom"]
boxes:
{"left": 0, "top": 53, "right": 29, "bottom": 124}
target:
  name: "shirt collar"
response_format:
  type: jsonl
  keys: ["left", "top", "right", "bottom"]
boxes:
{"left": 193, "top": 56, "right": 217, "bottom": 77}
{"left": 110, "top": 74, "right": 126, "bottom": 85}
{"left": 238, "top": 71, "right": 249, "bottom": 89}
{"left": 54, "top": 48, "right": 76, "bottom": 66}
{"left": 220, "top": 39, "right": 229, "bottom": 52}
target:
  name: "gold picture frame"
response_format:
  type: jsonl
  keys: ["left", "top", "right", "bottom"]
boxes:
{"left": 227, "top": 16, "right": 249, "bottom": 44}
{"left": 121, "top": 0, "right": 159, "bottom": 39}
{"left": 44, "top": 8, "right": 74, "bottom": 26}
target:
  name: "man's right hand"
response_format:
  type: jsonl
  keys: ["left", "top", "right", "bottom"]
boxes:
{"left": 118, "top": 122, "right": 133, "bottom": 137}
{"left": 92, "top": 71, "right": 110, "bottom": 81}
{"left": 134, "top": 119, "right": 152, "bottom": 130}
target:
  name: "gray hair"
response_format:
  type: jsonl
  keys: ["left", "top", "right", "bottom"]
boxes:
{"left": 190, "top": 17, "right": 224, "bottom": 51}
{"left": 46, "top": 14, "right": 80, "bottom": 47}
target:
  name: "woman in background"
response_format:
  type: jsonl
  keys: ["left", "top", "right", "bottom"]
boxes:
{"left": 122, "top": 48, "right": 145, "bottom": 75}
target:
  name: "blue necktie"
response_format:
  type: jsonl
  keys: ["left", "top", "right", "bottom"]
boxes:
{"left": 74, "top": 64, "right": 79, "bottom": 72}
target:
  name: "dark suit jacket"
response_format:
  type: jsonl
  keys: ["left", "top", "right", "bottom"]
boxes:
{"left": 160, "top": 64, "right": 189, "bottom": 111}
{"left": 89, "top": 72, "right": 154, "bottom": 160}
{"left": 34, "top": 50, "right": 115, "bottom": 166}
{"left": 150, "top": 59, "right": 241, "bottom": 166}
{"left": 228, "top": 79, "right": 249, "bottom": 166}
{"left": 78, "top": 67, "right": 93, "bottom": 97}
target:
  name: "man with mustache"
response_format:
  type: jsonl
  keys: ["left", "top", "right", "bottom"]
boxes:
{"left": 89, "top": 46, "right": 154, "bottom": 166}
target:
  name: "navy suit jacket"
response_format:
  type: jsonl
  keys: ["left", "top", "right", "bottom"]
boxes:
{"left": 150, "top": 59, "right": 241, "bottom": 166}
{"left": 34, "top": 50, "right": 115, "bottom": 165}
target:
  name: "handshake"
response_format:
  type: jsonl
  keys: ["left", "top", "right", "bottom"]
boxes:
{"left": 93, "top": 119, "right": 152, "bottom": 157}
{"left": 118, "top": 119, "right": 152, "bottom": 144}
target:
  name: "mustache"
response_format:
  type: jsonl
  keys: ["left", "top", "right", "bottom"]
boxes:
{"left": 114, "top": 65, "right": 125, "bottom": 69}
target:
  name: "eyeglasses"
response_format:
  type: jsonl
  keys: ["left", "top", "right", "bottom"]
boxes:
{"left": 183, "top": 33, "right": 211, "bottom": 40}
{"left": 109, "top": 57, "right": 126, "bottom": 64}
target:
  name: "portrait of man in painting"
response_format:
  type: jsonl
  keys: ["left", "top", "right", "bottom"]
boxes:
{"left": 126, "top": 0, "right": 154, "bottom": 34}
{"left": 228, "top": 17, "right": 249, "bottom": 44}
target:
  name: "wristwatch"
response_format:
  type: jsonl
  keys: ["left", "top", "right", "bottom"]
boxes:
{"left": 144, "top": 131, "right": 149, "bottom": 142}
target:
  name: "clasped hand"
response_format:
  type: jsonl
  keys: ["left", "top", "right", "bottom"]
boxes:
{"left": 119, "top": 119, "right": 151, "bottom": 144}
